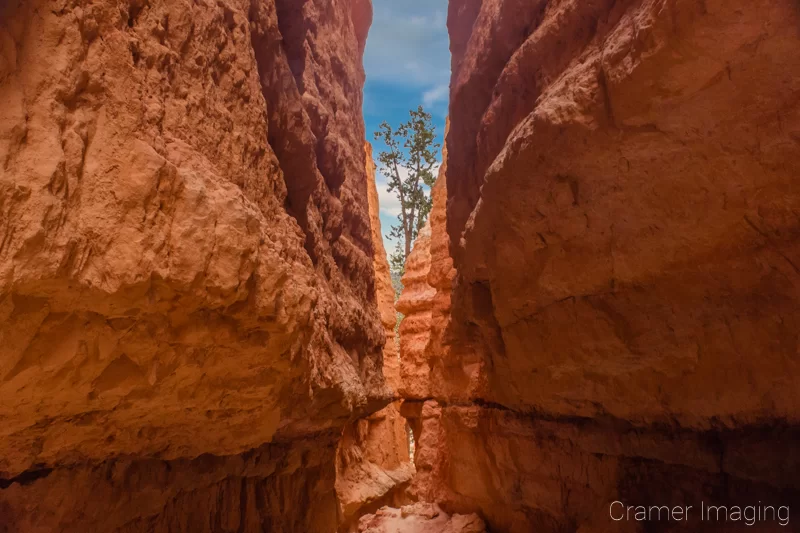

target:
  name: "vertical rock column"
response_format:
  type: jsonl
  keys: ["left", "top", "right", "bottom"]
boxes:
{"left": 379, "top": 121, "right": 488, "bottom": 533}
{"left": 396, "top": 220, "right": 435, "bottom": 400}
{"left": 395, "top": 123, "right": 451, "bottom": 504}
{"left": 335, "top": 143, "right": 414, "bottom": 529}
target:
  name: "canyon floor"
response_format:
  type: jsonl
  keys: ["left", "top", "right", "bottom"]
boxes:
{"left": 1, "top": 0, "right": 800, "bottom": 531}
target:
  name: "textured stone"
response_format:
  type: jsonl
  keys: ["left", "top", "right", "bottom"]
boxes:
{"left": 336, "top": 411, "right": 415, "bottom": 527}
{"left": 335, "top": 143, "right": 412, "bottom": 528}
{"left": 400, "top": 400, "right": 446, "bottom": 505}
{"left": 357, "top": 502, "right": 486, "bottom": 533}
{"left": 396, "top": 219, "right": 435, "bottom": 399}
{"left": 0, "top": 0, "right": 385, "bottom": 530}
{"left": 446, "top": 0, "right": 800, "bottom": 421}
{"left": 427, "top": 405, "right": 800, "bottom": 533}
{"left": 399, "top": 0, "right": 800, "bottom": 531}
{"left": 0, "top": 433, "right": 343, "bottom": 533}
{"left": 365, "top": 142, "right": 401, "bottom": 391}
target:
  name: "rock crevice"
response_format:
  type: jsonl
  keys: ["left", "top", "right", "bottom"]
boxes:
{"left": 3, "top": 0, "right": 800, "bottom": 531}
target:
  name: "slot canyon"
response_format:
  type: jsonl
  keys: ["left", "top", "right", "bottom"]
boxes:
{"left": 1, "top": 0, "right": 799, "bottom": 531}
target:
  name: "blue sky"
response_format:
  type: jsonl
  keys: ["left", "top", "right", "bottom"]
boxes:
{"left": 363, "top": 0, "right": 450, "bottom": 259}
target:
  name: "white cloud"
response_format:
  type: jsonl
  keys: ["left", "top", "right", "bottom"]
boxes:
{"left": 376, "top": 171, "right": 403, "bottom": 218}
{"left": 409, "top": 15, "right": 428, "bottom": 26}
{"left": 423, "top": 83, "right": 449, "bottom": 108}
{"left": 364, "top": 1, "right": 451, "bottom": 88}
{"left": 375, "top": 160, "right": 442, "bottom": 262}
{"left": 375, "top": 162, "right": 442, "bottom": 219}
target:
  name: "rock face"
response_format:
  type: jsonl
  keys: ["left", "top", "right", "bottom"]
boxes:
{"left": 0, "top": 0, "right": 386, "bottom": 530}
{"left": 5, "top": 0, "right": 800, "bottom": 530}
{"left": 363, "top": 143, "right": 401, "bottom": 394}
{"left": 401, "top": 0, "right": 800, "bottom": 531}
{"left": 396, "top": 219, "right": 434, "bottom": 400}
{"left": 358, "top": 503, "right": 486, "bottom": 533}
{"left": 335, "top": 144, "right": 413, "bottom": 529}
{"left": 396, "top": 136, "right": 463, "bottom": 506}
{"left": 447, "top": 0, "right": 800, "bottom": 421}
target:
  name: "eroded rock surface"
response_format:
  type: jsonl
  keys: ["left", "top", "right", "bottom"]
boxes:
{"left": 0, "top": 0, "right": 385, "bottom": 530}
{"left": 447, "top": 0, "right": 800, "bottom": 421}
{"left": 399, "top": 0, "right": 800, "bottom": 531}
{"left": 358, "top": 503, "right": 486, "bottom": 533}
{"left": 396, "top": 219, "right": 434, "bottom": 400}
{"left": 335, "top": 143, "right": 413, "bottom": 528}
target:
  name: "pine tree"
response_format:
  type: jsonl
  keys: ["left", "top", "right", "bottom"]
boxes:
{"left": 374, "top": 106, "right": 440, "bottom": 275}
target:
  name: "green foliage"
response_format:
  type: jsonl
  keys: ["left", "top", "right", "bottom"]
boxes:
{"left": 374, "top": 106, "right": 440, "bottom": 276}
{"left": 389, "top": 241, "right": 406, "bottom": 277}
{"left": 390, "top": 270, "right": 403, "bottom": 300}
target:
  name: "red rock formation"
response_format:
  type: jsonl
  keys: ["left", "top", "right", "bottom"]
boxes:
{"left": 336, "top": 412, "right": 414, "bottom": 528}
{"left": 0, "top": 0, "right": 388, "bottom": 530}
{"left": 335, "top": 143, "right": 413, "bottom": 529}
{"left": 396, "top": 219, "right": 435, "bottom": 399}
{"left": 422, "top": 120, "right": 487, "bottom": 403}
{"left": 447, "top": 0, "right": 800, "bottom": 432}
{"left": 364, "top": 143, "right": 401, "bottom": 392}
{"left": 399, "top": 400, "right": 447, "bottom": 505}
{"left": 401, "top": 0, "right": 800, "bottom": 531}
{"left": 358, "top": 502, "right": 486, "bottom": 533}
{"left": 396, "top": 124, "right": 465, "bottom": 506}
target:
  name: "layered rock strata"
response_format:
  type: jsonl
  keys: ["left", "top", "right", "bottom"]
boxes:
{"left": 396, "top": 219, "right": 434, "bottom": 400}
{"left": 0, "top": 0, "right": 386, "bottom": 530}
{"left": 400, "top": 0, "right": 800, "bottom": 531}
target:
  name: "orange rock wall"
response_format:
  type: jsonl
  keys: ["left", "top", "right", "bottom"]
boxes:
{"left": 402, "top": 0, "right": 800, "bottom": 531}
{"left": 446, "top": 0, "right": 800, "bottom": 435}
{"left": 396, "top": 219, "right": 434, "bottom": 400}
{"left": 0, "top": 0, "right": 385, "bottom": 530}
{"left": 335, "top": 144, "right": 413, "bottom": 528}
{"left": 365, "top": 143, "right": 401, "bottom": 391}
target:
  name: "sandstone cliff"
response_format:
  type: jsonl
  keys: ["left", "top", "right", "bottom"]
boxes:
{"left": 0, "top": 0, "right": 386, "bottom": 530}
{"left": 396, "top": 219, "right": 434, "bottom": 400}
{"left": 5, "top": 0, "right": 800, "bottom": 530}
{"left": 400, "top": 0, "right": 800, "bottom": 531}
{"left": 335, "top": 143, "right": 413, "bottom": 529}
{"left": 396, "top": 129, "right": 461, "bottom": 507}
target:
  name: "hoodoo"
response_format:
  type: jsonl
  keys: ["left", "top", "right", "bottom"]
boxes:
{"left": 2, "top": 0, "right": 800, "bottom": 532}
{"left": 334, "top": 143, "right": 414, "bottom": 529}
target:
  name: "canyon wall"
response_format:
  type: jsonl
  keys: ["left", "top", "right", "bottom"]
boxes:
{"left": 0, "top": 0, "right": 386, "bottom": 530}
{"left": 396, "top": 218, "right": 434, "bottom": 400}
{"left": 335, "top": 144, "right": 413, "bottom": 529}
{"left": 402, "top": 0, "right": 800, "bottom": 531}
